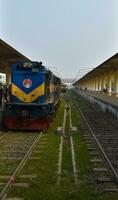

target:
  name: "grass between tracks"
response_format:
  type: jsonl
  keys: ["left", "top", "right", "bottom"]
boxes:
{"left": 6, "top": 96, "right": 118, "bottom": 200}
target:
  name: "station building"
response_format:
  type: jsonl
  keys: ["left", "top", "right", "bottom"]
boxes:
{"left": 74, "top": 53, "right": 118, "bottom": 97}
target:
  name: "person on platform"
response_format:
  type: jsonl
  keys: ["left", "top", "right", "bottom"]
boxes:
{"left": 3, "top": 85, "right": 8, "bottom": 101}
{"left": 0, "top": 85, "right": 3, "bottom": 104}
{"left": 8, "top": 84, "right": 12, "bottom": 101}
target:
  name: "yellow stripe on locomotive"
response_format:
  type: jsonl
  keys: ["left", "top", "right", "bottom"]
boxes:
{"left": 12, "top": 83, "right": 44, "bottom": 103}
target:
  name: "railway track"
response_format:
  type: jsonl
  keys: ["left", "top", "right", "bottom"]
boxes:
{"left": 66, "top": 91, "right": 118, "bottom": 192}
{"left": 57, "top": 101, "right": 78, "bottom": 185}
{"left": 0, "top": 130, "right": 11, "bottom": 140}
{"left": 0, "top": 130, "right": 46, "bottom": 199}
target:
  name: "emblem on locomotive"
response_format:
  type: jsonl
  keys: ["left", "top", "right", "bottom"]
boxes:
{"left": 23, "top": 79, "right": 32, "bottom": 88}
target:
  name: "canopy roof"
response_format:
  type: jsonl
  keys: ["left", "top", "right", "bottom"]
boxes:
{"left": 0, "top": 39, "right": 30, "bottom": 66}
{"left": 74, "top": 53, "right": 118, "bottom": 84}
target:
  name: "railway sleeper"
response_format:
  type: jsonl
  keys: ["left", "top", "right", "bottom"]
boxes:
{"left": 3, "top": 145, "right": 31, "bottom": 149}
{"left": 83, "top": 136, "right": 91, "bottom": 140}
{"left": 89, "top": 151, "right": 99, "bottom": 156}
{"left": 0, "top": 175, "right": 37, "bottom": 180}
{"left": 39, "top": 141, "right": 48, "bottom": 144}
{"left": 32, "top": 150, "right": 43, "bottom": 153}
{"left": 93, "top": 167, "right": 109, "bottom": 172}
{"left": 90, "top": 158, "right": 103, "bottom": 163}
{"left": 97, "top": 176, "right": 113, "bottom": 183}
{"left": 86, "top": 144, "right": 95, "bottom": 148}
{"left": 82, "top": 134, "right": 90, "bottom": 137}
{"left": 85, "top": 141, "right": 93, "bottom": 145}
{"left": 0, "top": 151, "right": 26, "bottom": 153}
{"left": 6, "top": 198, "right": 24, "bottom": 200}
{"left": 29, "top": 157, "right": 40, "bottom": 160}
{"left": 0, "top": 157, "right": 22, "bottom": 160}
{"left": 0, "top": 182, "right": 29, "bottom": 187}
{"left": 85, "top": 138, "right": 93, "bottom": 141}
{"left": 88, "top": 147, "right": 97, "bottom": 151}
{"left": 36, "top": 145, "right": 47, "bottom": 148}
{"left": 103, "top": 187, "right": 118, "bottom": 192}
{"left": 0, "top": 156, "right": 40, "bottom": 160}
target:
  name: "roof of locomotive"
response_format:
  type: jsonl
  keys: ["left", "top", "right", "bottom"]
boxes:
{"left": 12, "top": 61, "right": 44, "bottom": 70}
{"left": 12, "top": 61, "right": 61, "bottom": 82}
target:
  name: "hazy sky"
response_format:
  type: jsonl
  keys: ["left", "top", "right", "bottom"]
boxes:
{"left": 0, "top": 0, "right": 118, "bottom": 79}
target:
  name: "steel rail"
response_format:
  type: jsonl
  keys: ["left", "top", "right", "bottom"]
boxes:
{"left": 0, "top": 131, "right": 11, "bottom": 141}
{"left": 62, "top": 103, "right": 67, "bottom": 136}
{"left": 68, "top": 104, "right": 78, "bottom": 184}
{"left": 69, "top": 106, "right": 72, "bottom": 129}
{"left": 0, "top": 131, "right": 43, "bottom": 199}
{"left": 70, "top": 136, "right": 78, "bottom": 184}
{"left": 67, "top": 95, "right": 118, "bottom": 183}
{"left": 57, "top": 104, "right": 66, "bottom": 185}
{"left": 57, "top": 136, "right": 63, "bottom": 185}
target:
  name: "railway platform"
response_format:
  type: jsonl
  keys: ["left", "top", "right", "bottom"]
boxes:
{"left": 75, "top": 89, "right": 118, "bottom": 118}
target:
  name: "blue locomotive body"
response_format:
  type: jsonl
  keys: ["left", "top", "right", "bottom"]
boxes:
{"left": 4, "top": 61, "right": 61, "bottom": 130}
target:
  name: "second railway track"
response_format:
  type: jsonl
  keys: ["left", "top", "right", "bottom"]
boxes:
{"left": 67, "top": 90, "right": 118, "bottom": 192}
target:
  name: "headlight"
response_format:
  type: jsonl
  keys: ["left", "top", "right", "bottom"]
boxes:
{"left": 23, "top": 62, "right": 32, "bottom": 68}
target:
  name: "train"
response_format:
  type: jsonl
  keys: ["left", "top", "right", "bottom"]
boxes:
{"left": 3, "top": 61, "right": 61, "bottom": 130}
{"left": 61, "top": 84, "right": 67, "bottom": 93}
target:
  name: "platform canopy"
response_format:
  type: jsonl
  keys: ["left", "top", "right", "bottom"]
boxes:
{"left": 0, "top": 39, "right": 30, "bottom": 66}
{"left": 74, "top": 53, "right": 118, "bottom": 84}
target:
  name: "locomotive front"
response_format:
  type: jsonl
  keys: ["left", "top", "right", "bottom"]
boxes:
{"left": 3, "top": 61, "right": 61, "bottom": 130}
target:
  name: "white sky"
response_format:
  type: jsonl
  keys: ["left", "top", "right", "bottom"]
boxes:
{"left": 0, "top": 0, "right": 118, "bottom": 79}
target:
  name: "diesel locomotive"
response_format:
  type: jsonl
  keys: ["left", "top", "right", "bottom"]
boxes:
{"left": 3, "top": 61, "right": 61, "bottom": 130}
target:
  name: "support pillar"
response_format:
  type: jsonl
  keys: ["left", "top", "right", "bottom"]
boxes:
{"left": 107, "top": 73, "right": 112, "bottom": 95}
{"left": 98, "top": 76, "right": 102, "bottom": 92}
{"left": 114, "top": 70, "right": 118, "bottom": 97}
{"left": 5, "top": 64, "right": 11, "bottom": 85}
